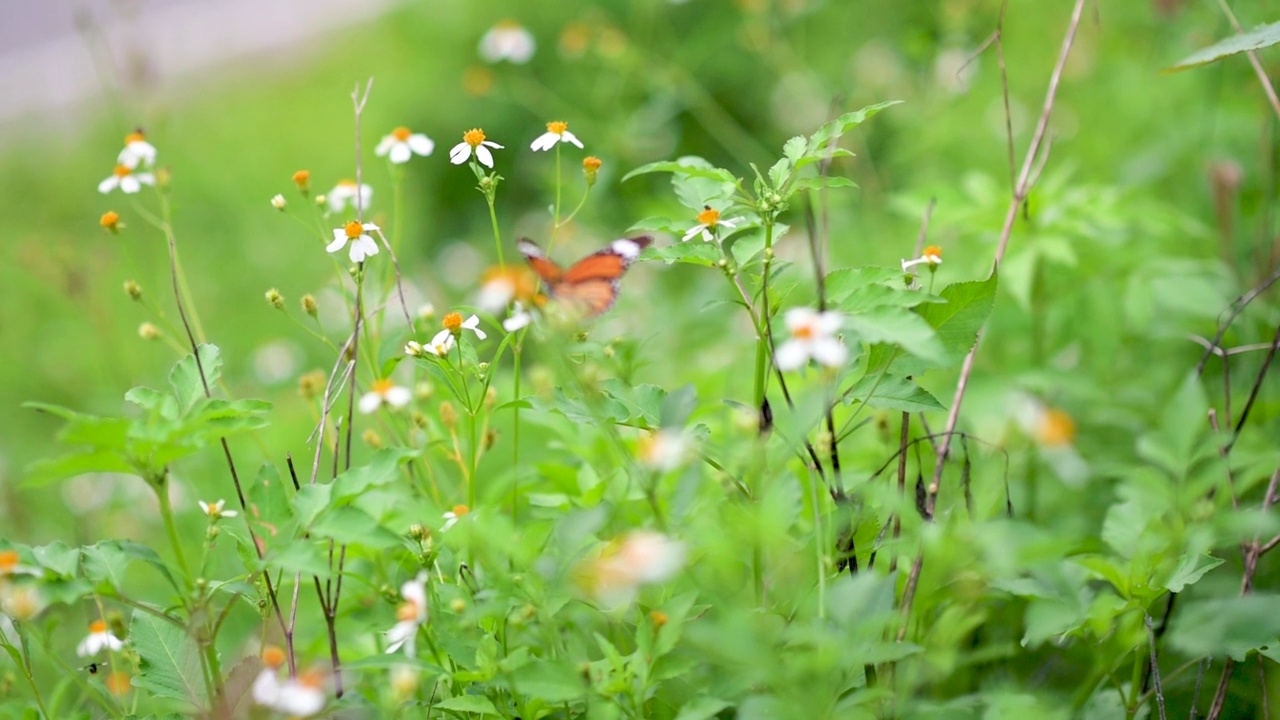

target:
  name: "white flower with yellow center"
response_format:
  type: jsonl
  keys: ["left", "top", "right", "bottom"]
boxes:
{"left": 530, "top": 121, "right": 583, "bottom": 152}
{"left": 327, "top": 180, "right": 373, "bottom": 213}
{"left": 377, "top": 126, "right": 435, "bottom": 164}
{"left": 442, "top": 312, "right": 487, "bottom": 340}
{"left": 98, "top": 165, "right": 155, "bottom": 194}
{"left": 384, "top": 572, "right": 428, "bottom": 655}
{"left": 587, "top": 531, "right": 686, "bottom": 608}
{"left": 479, "top": 20, "right": 536, "bottom": 64}
{"left": 449, "top": 128, "right": 504, "bottom": 168}
{"left": 901, "top": 245, "right": 943, "bottom": 272}
{"left": 775, "top": 308, "right": 847, "bottom": 371}
{"left": 117, "top": 131, "right": 157, "bottom": 169}
{"left": 503, "top": 302, "right": 534, "bottom": 332}
{"left": 0, "top": 550, "right": 41, "bottom": 578}
{"left": 257, "top": 668, "right": 326, "bottom": 717}
{"left": 441, "top": 504, "right": 470, "bottom": 532}
{"left": 637, "top": 429, "right": 692, "bottom": 472}
{"left": 198, "top": 499, "right": 237, "bottom": 520}
{"left": 327, "top": 221, "right": 380, "bottom": 263}
{"left": 682, "top": 205, "right": 739, "bottom": 242}
{"left": 76, "top": 620, "right": 124, "bottom": 657}
{"left": 359, "top": 379, "right": 412, "bottom": 415}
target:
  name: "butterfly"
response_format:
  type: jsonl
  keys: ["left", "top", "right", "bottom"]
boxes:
{"left": 517, "top": 236, "right": 653, "bottom": 317}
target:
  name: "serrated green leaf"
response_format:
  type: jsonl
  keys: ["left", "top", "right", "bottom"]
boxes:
{"left": 621, "top": 157, "right": 738, "bottom": 185}
{"left": 331, "top": 447, "right": 418, "bottom": 502}
{"left": 802, "top": 101, "right": 902, "bottom": 163}
{"left": 169, "top": 344, "right": 221, "bottom": 414}
{"left": 782, "top": 135, "right": 806, "bottom": 163}
{"left": 436, "top": 693, "right": 500, "bottom": 715}
{"left": 509, "top": 661, "right": 587, "bottom": 702}
{"left": 845, "top": 374, "right": 946, "bottom": 413}
{"left": 915, "top": 271, "right": 998, "bottom": 364}
{"left": 846, "top": 309, "right": 947, "bottom": 365}
{"left": 309, "top": 506, "right": 405, "bottom": 548}
{"left": 1167, "top": 21, "right": 1280, "bottom": 72}
{"left": 791, "top": 175, "right": 858, "bottom": 193}
{"left": 22, "top": 451, "right": 136, "bottom": 487}
{"left": 674, "top": 697, "right": 732, "bottom": 720}
{"left": 1167, "top": 594, "right": 1280, "bottom": 661}
{"left": 130, "top": 612, "right": 202, "bottom": 709}
{"left": 32, "top": 542, "right": 79, "bottom": 577}
{"left": 292, "top": 484, "right": 333, "bottom": 528}
{"left": 644, "top": 242, "right": 721, "bottom": 267}
{"left": 1163, "top": 552, "right": 1224, "bottom": 593}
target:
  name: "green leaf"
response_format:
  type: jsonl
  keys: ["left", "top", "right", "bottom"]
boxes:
{"left": 801, "top": 101, "right": 902, "bottom": 165}
{"left": 130, "top": 612, "right": 202, "bottom": 709}
{"left": 782, "top": 135, "right": 806, "bottom": 163}
{"left": 508, "top": 661, "right": 588, "bottom": 702}
{"left": 845, "top": 374, "right": 946, "bottom": 413}
{"left": 914, "top": 270, "right": 998, "bottom": 364}
{"left": 1167, "top": 594, "right": 1280, "bottom": 661}
{"left": 80, "top": 541, "right": 134, "bottom": 592}
{"left": 22, "top": 451, "right": 136, "bottom": 487}
{"left": 292, "top": 484, "right": 333, "bottom": 528}
{"left": 621, "top": 158, "right": 738, "bottom": 185}
{"left": 309, "top": 506, "right": 406, "bottom": 549}
{"left": 169, "top": 344, "right": 221, "bottom": 414}
{"left": 846, "top": 308, "right": 947, "bottom": 365}
{"left": 24, "top": 403, "right": 132, "bottom": 449}
{"left": 31, "top": 542, "right": 79, "bottom": 577}
{"left": 435, "top": 693, "right": 500, "bottom": 715}
{"left": 331, "top": 447, "right": 419, "bottom": 503}
{"left": 642, "top": 242, "right": 721, "bottom": 267}
{"left": 1163, "top": 552, "right": 1225, "bottom": 593}
{"left": 791, "top": 176, "right": 858, "bottom": 193}
{"left": 1167, "top": 21, "right": 1280, "bottom": 72}
{"left": 674, "top": 697, "right": 732, "bottom": 720}
{"left": 825, "top": 267, "right": 911, "bottom": 305}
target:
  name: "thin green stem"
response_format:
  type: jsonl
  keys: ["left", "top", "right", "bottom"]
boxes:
{"left": 10, "top": 624, "right": 53, "bottom": 720}
{"left": 551, "top": 144, "right": 562, "bottom": 249}
{"left": 512, "top": 335, "right": 523, "bottom": 524}
{"left": 155, "top": 478, "right": 193, "bottom": 589}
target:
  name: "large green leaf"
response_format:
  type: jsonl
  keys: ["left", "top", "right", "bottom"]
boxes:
{"left": 169, "top": 344, "right": 222, "bottom": 414}
{"left": 1168, "top": 594, "right": 1280, "bottom": 661}
{"left": 1167, "top": 21, "right": 1280, "bottom": 72}
{"left": 915, "top": 270, "right": 998, "bottom": 364}
{"left": 845, "top": 308, "right": 947, "bottom": 365}
{"left": 844, "top": 373, "right": 946, "bottom": 413}
{"left": 308, "top": 506, "right": 406, "bottom": 549}
{"left": 331, "top": 447, "right": 419, "bottom": 502}
{"left": 130, "top": 612, "right": 203, "bottom": 709}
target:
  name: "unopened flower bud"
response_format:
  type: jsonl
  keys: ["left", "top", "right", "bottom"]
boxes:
{"left": 123, "top": 280, "right": 142, "bottom": 300}
{"left": 270, "top": 194, "right": 287, "bottom": 211}
{"left": 315, "top": 194, "right": 327, "bottom": 207}
{"left": 100, "top": 211, "right": 122, "bottom": 233}
{"left": 362, "top": 429, "right": 383, "bottom": 448}
{"left": 414, "top": 382, "right": 433, "bottom": 401}
{"left": 484, "top": 387, "right": 498, "bottom": 409}
{"left": 155, "top": 167, "right": 171, "bottom": 190}
{"left": 582, "top": 156, "right": 602, "bottom": 186}
{"left": 650, "top": 610, "right": 668, "bottom": 627}
{"left": 265, "top": 288, "right": 285, "bottom": 310}
{"left": 292, "top": 170, "right": 310, "bottom": 193}
{"left": 300, "top": 294, "right": 318, "bottom": 316}
{"left": 409, "top": 523, "right": 429, "bottom": 541}
{"left": 483, "top": 428, "right": 498, "bottom": 450}
{"left": 410, "top": 409, "right": 428, "bottom": 428}
{"left": 138, "top": 322, "right": 160, "bottom": 340}
{"left": 298, "top": 369, "right": 326, "bottom": 399}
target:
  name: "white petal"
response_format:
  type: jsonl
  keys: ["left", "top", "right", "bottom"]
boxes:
{"left": 503, "top": 313, "right": 531, "bottom": 332}
{"left": 385, "top": 386, "right": 412, "bottom": 407}
{"left": 775, "top": 340, "right": 809, "bottom": 371}
{"left": 135, "top": 173, "right": 155, "bottom": 186}
{"left": 220, "top": 509, "right": 238, "bottom": 518}
{"left": 699, "top": 227, "right": 714, "bottom": 242}
{"left": 351, "top": 235, "right": 380, "bottom": 262}
{"left": 120, "top": 176, "right": 141, "bottom": 193}
{"left": 98, "top": 176, "right": 119, "bottom": 193}
{"left": 408, "top": 134, "right": 434, "bottom": 156}
{"left": 252, "top": 670, "right": 281, "bottom": 705}
{"left": 530, "top": 132, "right": 555, "bottom": 151}
{"left": 901, "top": 257, "right": 924, "bottom": 271}
{"left": 681, "top": 225, "right": 704, "bottom": 242}
{"left": 561, "top": 130, "right": 583, "bottom": 148}
{"left": 483, "top": 140, "right": 504, "bottom": 149}
{"left": 475, "top": 145, "right": 494, "bottom": 168}
{"left": 810, "top": 338, "right": 848, "bottom": 368}
{"left": 389, "top": 143, "right": 411, "bottom": 164}
{"left": 375, "top": 135, "right": 395, "bottom": 157}
{"left": 449, "top": 143, "right": 472, "bottom": 164}
{"left": 275, "top": 683, "right": 326, "bottom": 716}
{"left": 199, "top": 500, "right": 211, "bottom": 514}
{"left": 103, "top": 634, "right": 123, "bottom": 651}
{"left": 784, "top": 307, "right": 818, "bottom": 334}
{"left": 358, "top": 392, "right": 382, "bottom": 414}
{"left": 385, "top": 621, "right": 417, "bottom": 655}
{"left": 815, "top": 311, "right": 843, "bottom": 336}
{"left": 362, "top": 222, "right": 381, "bottom": 232}
{"left": 325, "top": 235, "right": 347, "bottom": 254}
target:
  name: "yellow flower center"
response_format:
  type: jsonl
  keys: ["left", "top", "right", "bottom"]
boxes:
{"left": 463, "top": 128, "right": 486, "bottom": 147}
{"left": 292, "top": 169, "right": 310, "bottom": 187}
{"left": 546, "top": 121, "right": 568, "bottom": 135}
{"left": 923, "top": 245, "right": 943, "bottom": 258}
{"left": 262, "top": 645, "right": 287, "bottom": 669}
{"left": 443, "top": 312, "right": 464, "bottom": 332}
{"left": 100, "top": 211, "right": 120, "bottom": 228}
{"left": 650, "top": 610, "right": 669, "bottom": 627}
{"left": 105, "top": 671, "right": 132, "bottom": 697}
{"left": 89, "top": 620, "right": 109, "bottom": 634}
{"left": 1036, "top": 408, "right": 1076, "bottom": 447}
{"left": 583, "top": 156, "right": 602, "bottom": 171}
{"left": 204, "top": 501, "right": 221, "bottom": 517}
{"left": 298, "top": 669, "right": 326, "bottom": 689}
{"left": 793, "top": 325, "right": 815, "bottom": 340}
{"left": 451, "top": 504, "right": 470, "bottom": 516}
{"left": 393, "top": 126, "right": 412, "bottom": 141}
{"left": 697, "top": 207, "right": 721, "bottom": 226}
{"left": 344, "top": 221, "right": 364, "bottom": 239}
{"left": 0, "top": 549, "right": 17, "bottom": 573}
{"left": 124, "top": 131, "right": 145, "bottom": 144}
{"left": 113, "top": 165, "right": 132, "bottom": 178}
{"left": 337, "top": 179, "right": 357, "bottom": 188}
{"left": 396, "top": 601, "right": 419, "bottom": 622}
{"left": 372, "top": 378, "right": 395, "bottom": 396}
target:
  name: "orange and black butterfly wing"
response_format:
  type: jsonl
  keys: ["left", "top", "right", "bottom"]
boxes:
{"left": 558, "top": 236, "right": 652, "bottom": 316}
{"left": 517, "top": 238, "right": 566, "bottom": 286}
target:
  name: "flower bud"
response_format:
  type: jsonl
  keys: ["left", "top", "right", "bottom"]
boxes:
{"left": 298, "top": 369, "right": 326, "bottom": 399}
{"left": 300, "top": 293, "right": 318, "bottom": 316}
{"left": 270, "top": 194, "right": 287, "bottom": 211}
{"left": 484, "top": 387, "right": 498, "bottom": 410}
{"left": 362, "top": 429, "right": 383, "bottom": 448}
{"left": 292, "top": 170, "right": 310, "bottom": 193}
{"left": 100, "top": 211, "right": 122, "bottom": 233}
{"left": 650, "top": 610, "right": 668, "bottom": 628}
{"left": 450, "top": 598, "right": 466, "bottom": 613}
{"left": 439, "top": 401, "right": 457, "bottom": 429}
{"left": 138, "top": 322, "right": 160, "bottom": 340}
{"left": 582, "top": 156, "right": 602, "bottom": 186}
{"left": 123, "top": 280, "right": 142, "bottom": 301}
{"left": 265, "top": 288, "right": 285, "bottom": 310}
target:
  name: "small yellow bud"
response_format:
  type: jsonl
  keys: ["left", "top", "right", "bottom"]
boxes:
{"left": 408, "top": 523, "right": 429, "bottom": 541}
{"left": 483, "top": 428, "right": 498, "bottom": 450}
{"left": 298, "top": 369, "right": 326, "bottom": 399}
{"left": 123, "top": 280, "right": 142, "bottom": 300}
{"left": 99, "top": 211, "right": 122, "bottom": 233}
{"left": 292, "top": 170, "right": 310, "bottom": 193}
{"left": 362, "top": 429, "right": 383, "bottom": 449}
{"left": 650, "top": 610, "right": 668, "bottom": 627}
{"left": 265, "top": 288, "right": 285, "bottom": 310}
{"left": 450, "top": 598, "right": 466, "bottom": 613}
{"left": 414, "top": 382, "right": 434, "bottom": 401}
{"left": 315, "top": 194, "right": 327, "bottom": 207}
{"left": 155, "top": 167, "right": 171, "bottom": 190}
{"left": 138, "top": 322, "right": 160, "bottom": 340}
{"left": 582, "top": 156, "right": 602, "bottom": 186}
{"left": 300, "top": 294, "right": 318, "bottom": 316}
{"left": 410, "top": 410, "right": 428, "bottom": 429}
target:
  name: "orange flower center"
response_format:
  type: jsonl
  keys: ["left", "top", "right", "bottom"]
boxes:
{"left": 463, "top": 128, "right": 486, "bottom": 147}
{"left": 89, "top": 620, "right": 109, "bottom": 634}
{"left": 697, "top": 207, "right": 720, "bottom": 225}
{"left": 344, "top": 221, "right": 364, "bottom": 239}
{"left": 1036, "top": 408, "right": 1076, "bottom": 447}
{"left": 124, "top": 131, "right": 146, "bottom": 144}
{"left": 393, "top": 126, "right": 412, "bottom": 141}
{"left": 583, "top": 156, "right": 602, "bottom": 171}
{"left": 292, "top": 169, "right": 310, "bottom": 186}
{"left": 451, "top": 504, "right": 470, "bottom": 516}
{"left": 298, "top": 669, "right": 326, "bottom": 689}
{"left": 105, "top": 671, "right": 132, "bottom": 697}
{"left": 262, "top": 645, "right": 287, "bottom": 669}
{"left": 443, "top": 312, "right": 464, "bottom": 331}
{"left": 546, "top": 121, "right": 568, "bottom": 134}
{"left": 113, "top": 165, "right": 132, "bottom": 178}
{"left": 0, "top": 549, "right": 17, "bottom": 572}
{"left": 396, "top": 601, "right": 419, "bottom": 622}
{"left": 372, "top": 378, "right": 395, "bottom": 396}
{"left": 650, "top": 610, "right": 669, "bottom": 627}
{"left": 793, "top": 325, "right": 815, "bottom": 340}
{"left": 923, "top": 245, "right": 942, "bottom": 258}
{"left": 100, "top": 211, "right": 120, "bottom": 228}
{"left": 204, "top": 501, "right": 221, "bottom": 517}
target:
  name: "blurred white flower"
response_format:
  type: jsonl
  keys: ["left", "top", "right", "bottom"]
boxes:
{"left": 441, "top": 505, "right": 470, "bottom": 532}
{"left": 77, "top": 620, "right": 124, "bottom": 657}
{"left": 198, "top": 499, "right": 238, "bottom": 520}
{"left": 503, "top": 302, "right": 534, "bottom": 332}
{"left": 682, "top": 206, "right": 739, "bottom": 243}
{"left": 587, "top": 531, "right": 686, "bottom": 608}
{"left": 901, "top": 245, "right": 943, "bottom": 272}
{"left": 1012, "top": 393, "right": 1088, "bottom": 486}
{"left": 359, "top": 379, "right": 412, "bottom": 414}
{"left": 327, "top": 180, "right": 373, "bottom": 213}
{"left": 377, "top": 127, "right": 435, "bottom": 164}
{"left": 327, "top": 221, "right": 380, "bottom": 263}
{"left": 479, "top": 20, "right": 536, "bottom": 64}
{"left": 637, "top": 429, "right": 692, "bottom": 472}
{"left": 0, "top": 549, "right": 41, "bottom": 578}
{"left": 420, "top": 330, "right": 456, "bottom": 357}
{"left": 270, "top": 194, "right": 287, "bottom": 210}
{"left": 385, "top": 572, "right": 428, "bottom": 654}
{"left": 117, "top": 131, "right": 157, "bottom": 169}
{"left": 775, "top": 308, "right": 846, "bottom": 371}
{"left": 450, "top": 128, "right": 504, "bottom": 168}
{"left": 98, "top": 165, "right": 155, "bottom": 194}
{"left": 530, "top": 121, "right": 583, "bottom": 152}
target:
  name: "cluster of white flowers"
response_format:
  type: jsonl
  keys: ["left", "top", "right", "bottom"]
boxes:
{"left": 98, "top": 131, "right": 157, "bottom": 194}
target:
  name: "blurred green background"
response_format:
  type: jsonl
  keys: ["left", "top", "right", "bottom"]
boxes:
{"left": 0, "top": 0, "right": 1272, "bottom": 554}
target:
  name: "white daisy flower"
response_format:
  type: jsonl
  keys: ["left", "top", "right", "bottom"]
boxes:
{"left": 117, "top": 131, "right": 157, "bottom": 169}
{"left": 0, "top": 550, "right": 42, "bottom": 578}
{"left": 681, "top": 206, "right": 740, "bottom": 242}
{"left": 479, "top": 20, "right": 536, "bottom": 64}
{"left": 327, "top": 180, "right": 373, "bottom": 213}
{"left": 449, "top": 128, "right": 504, "bottom": 169}
{"left": 901, "top": 245, "right": 943, "bottom": 272}
{"left": 503, "top": 302, "right": 533, "bottom": 332}
{"left": 442, "top": 312, "right": 487, "bottom": 340}
{"left": 415, "top": 330, "right": 456, "bottom": 357}
{"left": 637, "top": 429, "right": 692, "bottom": 472}
{"left": 76, "top": 620, "right": 124, "bottom": 657}
{"left": 198, "top": 499, "right": 238, "bottom": 520}
{"left": 384, "top": 572, "right": 428, "bottom": 655}
{"left": 98, "top": 165, "right": 155, "bottom": 195}
{"left": 530, "top": 121, "right": 584, "bottom": 152}
{"left": 587, "top": 531, "right": 686, "bottom": 608}
{"left": 272, "top": 672, "right": 327, "bottom": 717}
{"left": 441, "top": 505, "right": 470, "bottom": 532}
{"left": 376, "top": 126, "right": 435, "bottom": 164}
{"left": 270, "top": 194, "right": 287, "bottom": 210}
{"left": 327, "top": 221, "right": 381, "bottom": 263}
{"left": 359, "top": 379, "right": 412, "bottom": 415}
{"left": 775, "top": 308, "right": 847, "bottom": 371}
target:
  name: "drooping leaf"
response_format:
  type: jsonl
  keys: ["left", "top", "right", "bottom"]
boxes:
{"left": 169, "top": 344, "right": 222, "bottom": 414}
{"left": 1167, "top": 21, "right": 1280, "bottom": 72}
{"left": 845, "top": 308, "right": 947, "bottom": 365}
{"left": 845, "top": 374, "right": 946, "bottom": 413}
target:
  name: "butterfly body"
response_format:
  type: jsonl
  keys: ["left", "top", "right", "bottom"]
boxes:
{"left": 517, "top": 236, "right": 652, "bottom": 317}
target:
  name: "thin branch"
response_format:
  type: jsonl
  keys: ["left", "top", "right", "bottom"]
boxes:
{"left": 1195, "top": 266, "right": 1280, "bottom": 375}
{"left": 1147, "top": 614, "right": 1168, "bottom": 720}
{"left": 1212, "top": 0, "right": 1280, "bottom": 124}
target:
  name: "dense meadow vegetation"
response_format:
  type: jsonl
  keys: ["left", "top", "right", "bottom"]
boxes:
{"left": 2, "top": 0, "right": 1280, "bottom": 717}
